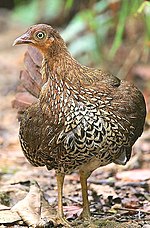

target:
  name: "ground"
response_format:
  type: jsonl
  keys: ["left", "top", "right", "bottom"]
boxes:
{"left": 0, "top": 21, "right": 150, "bottom": 228}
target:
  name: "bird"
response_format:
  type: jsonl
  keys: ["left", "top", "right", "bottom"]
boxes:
{"left": 13, "top": 24, "right": 146, "bottom": 226}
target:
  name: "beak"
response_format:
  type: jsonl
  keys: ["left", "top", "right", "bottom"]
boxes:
{"left": 13, "top": 32, "right": 33, "bottom": 46}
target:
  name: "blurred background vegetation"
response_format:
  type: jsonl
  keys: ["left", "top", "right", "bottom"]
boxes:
{"left": 0, "top": 0, "right": 150, "bottom": 69}
{"left": 0, "top": 0, "right": 150, "bottom": 114}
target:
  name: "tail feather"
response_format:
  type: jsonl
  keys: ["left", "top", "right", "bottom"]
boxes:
{"left": 27, "top": 46, "right": 42, "bottom": 67}
{"left": 20, "top": 70, "right": 41, "bottom": 98}
{"left": 12, "top": 92, "right": 37, "bottom": 111}
{"left": 24, "top": 51, "right": 42, "bottom": 85}
{"left": 12, "top": 46, "right": 43, "bottom": 116}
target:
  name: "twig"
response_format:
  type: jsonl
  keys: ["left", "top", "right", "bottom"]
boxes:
{"left": 88, "top": 178, "right": 149, "bottom": 190}
{"left": 63, "top": 196, "right": 82, "bottom": 205}
{"left": 88, "top": 179, "right": 115, "bottom": 186}
{"left": 115, "top": 181, "right": 149, "bottom": 189}
{"left": 94, "top": 214, "right": 118, "bottom": 220}
{"left": 117, "top": 207, "right": 150, "bottom": 215}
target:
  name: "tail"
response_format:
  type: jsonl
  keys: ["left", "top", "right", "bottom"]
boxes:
{"left": 12, "top": 46, "right": 43, "bottom": 117}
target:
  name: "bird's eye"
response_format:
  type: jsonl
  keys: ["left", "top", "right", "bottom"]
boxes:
{"left": 35, "top": 31, "right": 45, "bottom": 40}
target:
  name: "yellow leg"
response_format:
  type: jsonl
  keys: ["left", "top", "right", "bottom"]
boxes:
{"left": 79, "top": 171, "right": 90, "bottom": 219}
{"left": 57, "top": 173, "right": 64, "bottom": 218}
{"left": 56, "top": 173, "right": 70, "bottom": 227}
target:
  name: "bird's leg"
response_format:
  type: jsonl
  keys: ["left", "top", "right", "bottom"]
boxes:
{"left": 79, "top": 171, "right": 90, "bottom": 220}
{"left": 57, "top": 172, "right": 64, "bottom": 218}
{"left": 56, "top": 172, "right": 70, "bottom": 227}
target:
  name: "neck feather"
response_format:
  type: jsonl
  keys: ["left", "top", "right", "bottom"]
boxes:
{"left": 42, "top": 47, "right": 83, "bottom": 85}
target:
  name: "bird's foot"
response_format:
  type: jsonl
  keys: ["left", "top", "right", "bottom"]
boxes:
{"left": 78, "top": 210, "right": 98, "bottom": 227}
{"left": 78, "top": 213, "right": 97, "bottom": 228}
{"left": 55, "top": 215, "right": 71, "bottom": 227}
{"left": 79, "top": 209, "right": 90, "bottom": 221}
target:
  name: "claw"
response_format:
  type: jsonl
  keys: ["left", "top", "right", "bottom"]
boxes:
{"left": 55, "top": 216, "right": 71, "bottom": 227}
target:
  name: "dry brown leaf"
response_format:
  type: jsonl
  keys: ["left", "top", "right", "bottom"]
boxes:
{"left": 0, "top": 209, "right": 21, "bottom": 224}
{"left": 143, "top": 202, "right": 150, "bottom": 212}
{"left": 39, "top": 191, "right": 57, "bottom": 226}
{"left": 90, "top": 184, "right": 117, "bottom": 199}
{"left": 11, "top": 181, "right": 57, "bottom": 227}
{"left": 11, "top": 181, "right": 42, "bottom": 226}
{"left": 116, "top": 169, "right": 150, "bottom": 181}
{"left": 122, "top": 197, "right": 140, "bottom": 209}
{"left": 0, "top": 204, "right": 10, "bottom": 210}
{"left": 63, "top": 205, "right": 82, "bottom": 218}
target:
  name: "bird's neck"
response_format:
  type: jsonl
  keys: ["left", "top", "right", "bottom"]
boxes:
{"left": 40, "top": 50, "right": 83, "bottom": 122}
{"left": 41, "top": 49, "right": 85, "bottom": 90}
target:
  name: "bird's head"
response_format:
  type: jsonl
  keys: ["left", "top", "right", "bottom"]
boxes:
{"left": 13, "top": 24, "right": 66, "bottom": 56}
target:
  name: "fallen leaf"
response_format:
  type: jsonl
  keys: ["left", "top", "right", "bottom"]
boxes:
{"left": 122, "top": 197, "right": 140, "bottom": 209}
{"left": 63, "top": 205, "right": 82, "bottom": 218}
{"left": 116, "top": 169, "right": 150, "bottom": 181}
{"left": 0, "top": 209, "right": 21, "bottom": 223}
{"left": 143, "top": 202, "right": 150, "bottom": 212}
{"left": 12, "top": 181, "right": 56, "bottom": 227}
{"left": 0, "top": 204, "right": 10, "bottom": 210}
{"left": 11, "top": 181, "right": 42, "bottom": 226}
{"left": 90, "top": 184, "right": 117, "bottom": 199}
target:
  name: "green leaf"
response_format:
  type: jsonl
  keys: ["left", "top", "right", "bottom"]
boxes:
{"left": 109, "top": 0, "right": 129, "bottom": 58}
{"left": 65, "top": 0, "right": 74, "bottom": 10}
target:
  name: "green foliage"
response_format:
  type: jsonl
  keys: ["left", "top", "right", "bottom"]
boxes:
{"left": 12, "top": 0, "right": 63, "bottom": 25}
{"left": 62, "top": 0, "right": 150, "bottom": 63}
{"left": 137, "top": 1, "right": 150, "bottom": 14}
{"left": 65, "top": 0, "right": 74, "bottom": 10}
{"left": 13, "top": 0, "right": 38, "bottom": 24}
{"left": 62, "top": 0, "right": 113, "bottom": 64}
{"left": 12, "top": 0, "right": 150, "bottom": 65}
{"left": 109, "top": 0, "right": 129, "bottom": 58}
{"left": 43, "top": 0, "right": 64, "bottom": 22}
{"left": 137, "top": 1, "right": 150, "bottom": 40}
{"left": 109, "top": 0, "right": 145, "bottom": 58}
{"left": 145, "top": 12, "right": 150, "bottom": 40}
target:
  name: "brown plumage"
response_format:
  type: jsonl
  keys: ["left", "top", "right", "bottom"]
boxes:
{"left": 13, "top": 24, "right": 146, "bottom": 226}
